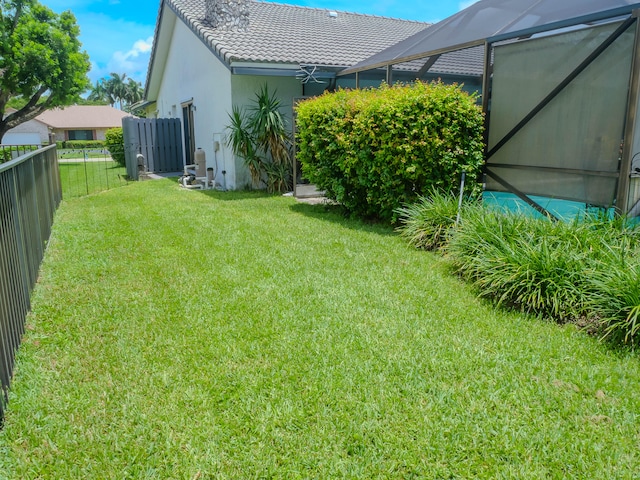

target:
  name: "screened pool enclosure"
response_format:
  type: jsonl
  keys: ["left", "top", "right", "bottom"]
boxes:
{"left": 342, "top": 0, "right": 640, "bottom": 219}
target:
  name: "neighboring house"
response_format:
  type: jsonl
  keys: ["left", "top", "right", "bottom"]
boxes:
{"left": 142, "top": 0, "right": 436, "bottom": 190}
{"left": 1, "top": 109, "right": 49, "bottom": 145}
{"left": 36, "top": 105, "right": 132, "bottom": 143}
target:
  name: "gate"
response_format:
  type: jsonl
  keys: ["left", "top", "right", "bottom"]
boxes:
{"left": 122, "top": 118, "right": 184, "bottom": 180}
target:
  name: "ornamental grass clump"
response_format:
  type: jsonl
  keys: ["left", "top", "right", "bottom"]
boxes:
{"left": 583, "top": 218, "right": 640, "bottom": 345}
{"left": 394, "top": 189, "right": 469, "bottom": 251}
{"left": 446, "top": 209, "right": 599, "bottom": 321}
{"left": 588, "top": 260, "right": 640, "bottom": 345}
{"left": 397, "top": 192, "right": 640, "bottom": 345}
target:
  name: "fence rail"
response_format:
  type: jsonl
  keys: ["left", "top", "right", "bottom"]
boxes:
{"left": 0, "top": 145, "right": 61, "bottom": 421}
{"left": 0, "top": 144, "right": 40, "bottom": 164}
{"left": 58, "top": 148, "right": 129, "bottom": 198}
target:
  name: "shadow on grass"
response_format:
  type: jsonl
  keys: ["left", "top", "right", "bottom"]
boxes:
{"left": 196, "top": 187, "right": 278, "bottom": 202}
{"left": 289, "top": 201, "right": 395, "bottom": 236}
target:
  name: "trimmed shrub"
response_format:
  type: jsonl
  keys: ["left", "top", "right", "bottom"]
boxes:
{"left": 63, "top": 140, "right": 105, "bottom": 149}
{"left": 295, "top": 81, "right": 484, "bottom": 222}
{"left": 105, "top": 127, "right": 125, "bottom": 167}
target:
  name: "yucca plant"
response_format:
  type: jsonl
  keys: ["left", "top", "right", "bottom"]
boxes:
{"left": 394, "top": 189, "right": 467, "bottom": 250}
{"left": 226, "top": 105, "right": 263, "bottom": 187}
{"left": 250, "top": 84, "right": 292, "bottom": 167}
{"left": 226, "top": 85, "right": 292, "bottom": 192}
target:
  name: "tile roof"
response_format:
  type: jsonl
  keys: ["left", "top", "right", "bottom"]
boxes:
{"left": 36, "top": 106, "right": 133, "bottom": 129}
{"left": 163, "top": 0, "right": 430, "bottom": 67}
{"left": 394, "top": 46, "right": 485, "bottom": 78}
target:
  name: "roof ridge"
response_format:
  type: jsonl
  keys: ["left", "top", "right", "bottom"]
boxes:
{"left": 252, "top": 0, "right": 431, "bottom": 25}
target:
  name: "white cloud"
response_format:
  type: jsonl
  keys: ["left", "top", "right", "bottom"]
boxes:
{"left": 103, "top": 36, "right": 153, "bottom": 83}
{"left": 117, "top": 37, "right": 153, "bottom": 60}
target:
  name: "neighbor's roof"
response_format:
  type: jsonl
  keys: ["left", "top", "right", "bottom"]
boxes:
{"left": 343, "top": 0, "right": 640, "bottom": 75}
{"left": 163, "top": 0, "right": 429, "bottom": 67}
{"left": 36, "top": 105, "right": 132, "bottom": 129}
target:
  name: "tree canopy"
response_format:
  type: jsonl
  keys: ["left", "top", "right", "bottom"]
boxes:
{"left": 0, "top": 0, "right": 90, "bottom": 138}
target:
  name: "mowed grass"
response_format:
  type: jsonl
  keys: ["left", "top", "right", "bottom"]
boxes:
{"left": 58, "top": 159, "right": 128, "bottom": 198}
{"left": 0, "top": 179, "right": 639, "bottom": 479}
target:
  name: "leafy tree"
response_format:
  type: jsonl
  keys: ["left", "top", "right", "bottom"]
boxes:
{"left": 0, "top": 0, "right": 91, "bottom": 139}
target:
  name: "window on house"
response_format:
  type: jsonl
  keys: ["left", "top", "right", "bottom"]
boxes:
{"left": 68, "top": 130, "right": 94, "bottom": 141}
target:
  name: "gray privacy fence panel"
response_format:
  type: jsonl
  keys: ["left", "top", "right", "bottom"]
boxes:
{"left": 0, "top": 145, "right": 61, "bottom": 421}
{"left": 123, "top": 118, "right": 184, "bottom": 179}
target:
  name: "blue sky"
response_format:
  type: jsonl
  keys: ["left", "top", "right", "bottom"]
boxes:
{"left": 42, "top": 0, "right": 478, "bottom": 87}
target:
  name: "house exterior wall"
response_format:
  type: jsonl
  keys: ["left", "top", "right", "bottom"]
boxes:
{"left": 152, "top": 18, "right": 236, "bottom": 187}
{"left": 150, "top": 12, "right": 305, "bottom": 190}
{"left": 51, "top": 128, "right": 109, "bottom": 142}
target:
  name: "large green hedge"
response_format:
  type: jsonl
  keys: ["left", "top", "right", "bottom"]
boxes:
{"left": 295, "top": 82, "right": 484, "bottom": 221}
{"left": 57, "top": 140, "right": 105, "bottom": 149}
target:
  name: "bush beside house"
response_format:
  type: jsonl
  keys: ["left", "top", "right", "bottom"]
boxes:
{"left": 104, "top": 127, "right": 125, "bottom": 167}
{"left": 295, "top": 81, "right": 484, "bottom": 222}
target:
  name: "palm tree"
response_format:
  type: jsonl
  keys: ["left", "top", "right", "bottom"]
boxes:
{"left": 104, "top": 73, "right": 128, "bottom": 110}
{"left": 86, "top": 79, "right": 114, "bottom": 105}
{"left": 123, "top": 78, "right": 144, "bottom": 112}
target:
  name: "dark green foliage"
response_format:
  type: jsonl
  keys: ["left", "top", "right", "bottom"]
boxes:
{"left": 104, "top": 127, "right": 125, "bottom": 167}
{"left": 0, "top": 0, "right": 91, "bottom": 138}
{"left": 397, "top": 190, "right": 640, "bottom": 345}
{"left": 295, "top": 82, "right": 484, "bottom": 222}
{"left": 446, "top": 209, "right": 593, "bottom": 320}
{"left": 584, "top": 221, "right": 640, "bottom": 345}
{"left": 59, "top": 140, "right": 105, "bottom": 149}
{"left": 441, "top": 205, "right": 640, "bottom": 342}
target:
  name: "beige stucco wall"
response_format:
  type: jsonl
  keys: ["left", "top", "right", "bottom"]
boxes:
{"left": 50, "top": 128, "right": 111, "bottom": 142}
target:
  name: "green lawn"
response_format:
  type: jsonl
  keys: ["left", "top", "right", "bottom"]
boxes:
{"left": 0, "top": 179, "right": 639, "bottom": 479}
{"left": 58, "top": 159, "right": 128, "bottom": 198}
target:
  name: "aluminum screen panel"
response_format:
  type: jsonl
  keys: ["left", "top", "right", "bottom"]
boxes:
{"left": 486, "top": 22, "right": 635, "bottom": 207}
